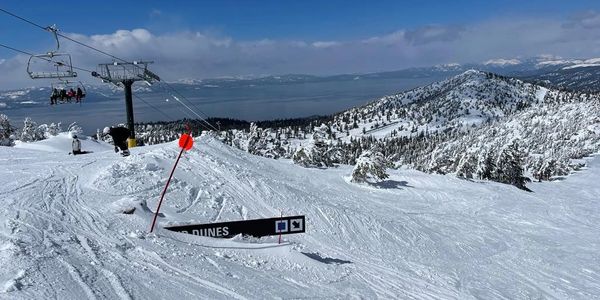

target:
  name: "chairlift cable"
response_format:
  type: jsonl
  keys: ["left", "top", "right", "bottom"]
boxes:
{"left": 0, "top": 8, "right": 47, "bottom": 30}
{"left": 153, "top": 82, "right": 219, "bottom": 131}
{"left": 132, "top": 94, "right": 176, "bottom": 122}
{"left": 160, "top": 82, "right": 217, "bottom": 125}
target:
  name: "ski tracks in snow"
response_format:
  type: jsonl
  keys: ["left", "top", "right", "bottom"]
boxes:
{"left": 1, "top": 157, "right": 134, "bottom": 299}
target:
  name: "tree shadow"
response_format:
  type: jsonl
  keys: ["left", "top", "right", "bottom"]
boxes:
{"left": 370, "top": 180, "right": 412, "bottom": 189}
{"left": 301, "top": 252, "right": 352, "bottom": 265}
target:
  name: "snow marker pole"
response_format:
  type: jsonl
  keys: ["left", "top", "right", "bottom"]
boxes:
{"left": 278, "top": 211, "right": 283, "bottom": 244}
{"left": 150, "top": 132, "right": 193, "bottom": 233}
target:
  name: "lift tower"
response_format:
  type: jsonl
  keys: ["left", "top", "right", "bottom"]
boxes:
{"left": 92, "top": 61, "right": 160, "bottom": 147}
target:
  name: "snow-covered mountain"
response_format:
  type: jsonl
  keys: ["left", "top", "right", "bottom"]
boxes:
{"left": 174, "top": 70, "right": 597, "bottom": 189}
{"left": 525, "top": 66, "right": 600, "bottom": 92}
{"left": 2, "top": 133, "right": 599, "bottom": 298}
{"left": 336, "top": 70, "right": 547, "bottom": 137}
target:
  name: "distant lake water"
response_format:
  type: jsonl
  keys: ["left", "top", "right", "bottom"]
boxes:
{"left": 6, "top": 76, "right": 441, "bottom": 134}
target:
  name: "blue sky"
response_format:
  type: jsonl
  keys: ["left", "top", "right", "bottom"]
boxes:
{"left": 3, "top": 1, "right": 600, "bottom": 43}
{"left": 2, "top": 0, "right": 600, "bottom": 88}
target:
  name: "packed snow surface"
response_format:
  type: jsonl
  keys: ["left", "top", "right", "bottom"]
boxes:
{"left": 1, "top": 134, "right": 599, "bottom": 299}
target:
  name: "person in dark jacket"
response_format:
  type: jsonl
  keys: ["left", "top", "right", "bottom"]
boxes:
{"left": 103, "top": 126, "right": 130, "bottom": 156}
{"left": 50, "top": 88, "right": 59, "bottom": 105}
{"left": 60, "top": 89, "right": 67, "bottom": 102}
{"left": 76, "top": 87, "right": 84, "bottom": 102}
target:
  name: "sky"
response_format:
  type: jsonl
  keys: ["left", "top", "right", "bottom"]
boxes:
{"left": 2, "top": 0, "right": 600, "bottom": 89}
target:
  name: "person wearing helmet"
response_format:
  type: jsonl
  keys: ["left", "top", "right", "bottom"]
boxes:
{"left": 72, "top": 134, "right": 82, "bottom": 155}
{"left": 103, "top": 126, "right": 130, "bottom": 156}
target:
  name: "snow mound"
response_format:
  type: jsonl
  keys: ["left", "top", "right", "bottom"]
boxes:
{"left": 14, "top": 132, "right": 113, "bottom": 153}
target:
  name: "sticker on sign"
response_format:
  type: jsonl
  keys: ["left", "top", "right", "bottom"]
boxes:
{"left": 289, "top": 218, "right": 304, "bottom": 232}
{"left": 275, "top": 220, "right": 288, "bottom": 233}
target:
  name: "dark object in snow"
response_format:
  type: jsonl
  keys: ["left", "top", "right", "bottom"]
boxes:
{"left": 302, "top": 252, "right": 352, "bottom": 265}
{"left": 69, "top": 151, "right": 93, "bottom": 155}
{"left": 122, "top": 207, "right": 135, "bottom": 214}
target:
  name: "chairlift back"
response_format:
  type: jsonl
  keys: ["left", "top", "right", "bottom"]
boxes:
{"left": 27, "top": 24, "right": 78, "bottom": 80}
{"left": 27, "top": 53, "right": 77, "bottom": 79}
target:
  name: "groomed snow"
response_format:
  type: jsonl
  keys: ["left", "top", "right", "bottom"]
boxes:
{"left": 1, "top": 134, "right": 599, "bottom": 299}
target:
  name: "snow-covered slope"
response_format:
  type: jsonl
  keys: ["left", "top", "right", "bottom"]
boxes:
{"left": 1, "top": 134, "right": 599, "bottom": 299}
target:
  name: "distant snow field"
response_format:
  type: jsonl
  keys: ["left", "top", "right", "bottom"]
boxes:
{"left": 1, "top": 134, "right": 599, "bottom": 299}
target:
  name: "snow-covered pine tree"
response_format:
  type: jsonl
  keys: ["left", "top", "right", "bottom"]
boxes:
{"left": 231, "top": 129, "right": 246, "bottom": 151}
{"left": 476, "top": 150, "right": 496, "bottom": 180}
{"left": 20, "top": 117, "right": 44, "bottom": 142}
{"left": 541, "top": 159, "right": 557, "bottom": 180}
{"left": 46, "top": 122, "right": 62, "bottom": 138}
{"left": 292, "top": 147, "right": 311, "bottom": 167}
{"left": 456, "top": 152, "right": 477, "bottom": 179}
{"left": 67, "top": 122, "right": 83, "bottom": 136}
{"left": 496, "top": 141, "right": 530, "bottom": 190}
{"left": 427, "top": 146, "right": 455, "bottom": 174}
{"left": 0, "top": 114, "right": 14, "bottom": 146}
{"left": 247, "top": 122, "right": 262, "bottom": 155}
{"left": 310, "top": 124, "right": 334, "bottom": 167}
{"left": 351, "top": 149, "right": 390, "bottom": 183}
{"left": 530, "top": 155, "right": 545, "bottom": 182}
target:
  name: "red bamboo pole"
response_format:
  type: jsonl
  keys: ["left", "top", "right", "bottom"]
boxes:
{"left": 150, "top": 133, "right": 192, "bottom": 233}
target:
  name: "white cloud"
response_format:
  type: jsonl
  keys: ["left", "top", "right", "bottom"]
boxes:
{"left": 311, "top": 41, "right": 341, "bottom": 48}
{"left": 3, "top": 11, "right": 600, "bottom": 89}
{"left": 483, "top": 58, "right": 522, "bottom": 66}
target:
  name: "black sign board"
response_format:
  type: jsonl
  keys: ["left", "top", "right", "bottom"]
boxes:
{"left": 164, "top": 215, "right": 306, "bottom": 238}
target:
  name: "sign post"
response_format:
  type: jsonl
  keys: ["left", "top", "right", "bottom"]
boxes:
{"left": 149, "top": 133, "right": 194, "bottom": 233}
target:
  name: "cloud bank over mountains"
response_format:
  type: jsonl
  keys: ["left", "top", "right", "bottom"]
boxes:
{"left": 2, "top": 11, "right": 600, "bottom": 89}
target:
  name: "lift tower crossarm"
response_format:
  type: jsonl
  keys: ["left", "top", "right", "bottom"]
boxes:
{"left": 91, "top": 61, "right": 160, "bottom": 147}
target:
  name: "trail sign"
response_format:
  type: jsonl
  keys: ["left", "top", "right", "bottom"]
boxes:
{"left": 164, "top": 215, "right": 306, "bottom": 238}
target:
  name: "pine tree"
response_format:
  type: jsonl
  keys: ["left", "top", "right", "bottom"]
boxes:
{"left": 20, "top": 117, "right": 44, "bottom": 142}
{"left": 351, "top": 149, "right": 391, "bottom": 183}
{"left": 46, "top": 122, "right": 62, "bottom": 138}
{"left": 496, "top": 141, "right": 530, "bottom": 190}
{"left": 67, "top": 122, "right": 83, "bottom": 136}
{"left": 456, "top": 152, "right": 477, "bottom": 179}
{"left": 292, "top": 147, "right": 311, "bottom": 167}
{"left": 476, "top": 150, "right": 496, "bottom": 180}
{"left": 0, "top": 114, "right": 14, "bottom": 146}
{"left": 309, "top": 124, "right": 333, "bottom": 167}
{"left": 247, "top": 122, "right": 261, "bottom": 155}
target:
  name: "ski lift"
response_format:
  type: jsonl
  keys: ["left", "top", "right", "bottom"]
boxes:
{"left": 49, "top": 79, "right": 86, "bottom": 105}
{"left": 27, "top": 25, "right": 77, "bottom": 79}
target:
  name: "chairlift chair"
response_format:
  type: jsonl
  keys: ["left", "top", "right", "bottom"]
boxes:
{"left": 26, "top": 24, "right": 78, "bottom": 80}
{"left": 27, "top": 53, "right": 77, "bottom": 79}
